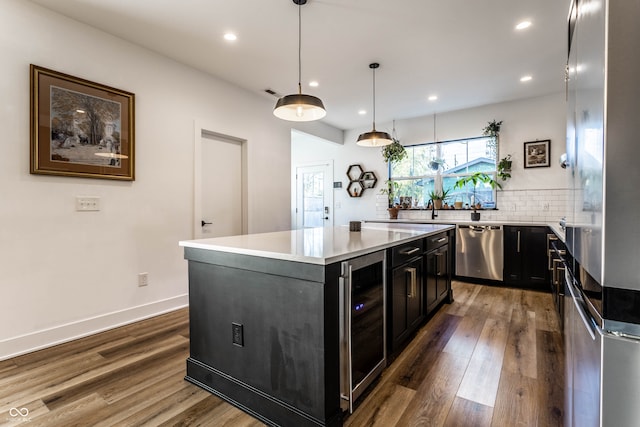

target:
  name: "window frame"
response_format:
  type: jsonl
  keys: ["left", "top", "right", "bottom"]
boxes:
{"left": 387, "top": 136, "right": 498, "bottom": 208}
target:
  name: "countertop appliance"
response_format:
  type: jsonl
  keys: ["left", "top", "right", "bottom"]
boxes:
{"left": 455, "top": 225, "right": 503, "bottom": 281}
{"left": 339, "top": 250, "right": 386, "bottom": 414}
{"left": 564, "top": 1, "right": 640, "bottom": 425}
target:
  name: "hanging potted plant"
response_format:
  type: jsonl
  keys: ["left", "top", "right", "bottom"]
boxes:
{"left": 482, "top": 120, "right": 503, "bottom": 138}
{"left": 381, "top": 138, "right": 407, "bottom": 164}
{"left": 380, "top": 121, "right": 406, "bottom": 219}
{"left": 498, "top": 154, "right": 512, "bottom": 181}
{"left": 428, "top": 157, "right": 446, "bottom": 171}
{"left": 454, "top": 172, "right": 502, "bottom": 221}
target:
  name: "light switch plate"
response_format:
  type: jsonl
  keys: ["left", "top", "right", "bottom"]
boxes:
{"left": 76, "top": 196, "right": 100, "bottom": 211}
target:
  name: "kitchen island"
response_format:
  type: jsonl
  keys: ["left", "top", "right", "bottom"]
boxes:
{"left": 179, "top": 223, "right": 454, "bottom": 427}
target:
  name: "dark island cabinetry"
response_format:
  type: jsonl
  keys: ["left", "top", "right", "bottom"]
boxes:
{"left": 388, "top": 229, "right": 454, "bottom": 356}
{"left": 504, "top": 226, "right": 549, "bottom": 288}
{"left": 425, "top": 232, "right": 452, "bottom": 313}
{"left": 180, "top": 224, "right": 455, "bottom": 426}
{"left": 390, "top": 240, "right": 424, "bottom": 352}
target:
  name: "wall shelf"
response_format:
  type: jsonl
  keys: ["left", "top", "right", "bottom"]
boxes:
{"left": 346, "top": 164, "right": 377, "bottom": 197}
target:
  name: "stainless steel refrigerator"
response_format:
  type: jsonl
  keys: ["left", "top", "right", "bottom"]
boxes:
{"left": 564, "top": 1, "right": 640, "bottom": 426}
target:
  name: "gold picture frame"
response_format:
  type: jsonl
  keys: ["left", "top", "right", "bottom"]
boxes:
{"left": 30, "top": 64, "right": 135, "bottom": 180}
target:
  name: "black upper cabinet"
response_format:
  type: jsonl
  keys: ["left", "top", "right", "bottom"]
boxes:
{"left": 504, "top": 226, "right": 549, "bottom": 289}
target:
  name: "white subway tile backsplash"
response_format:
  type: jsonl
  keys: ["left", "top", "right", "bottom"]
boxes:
{"left": 374, "top": 188, "right": 569, "bottom": 223}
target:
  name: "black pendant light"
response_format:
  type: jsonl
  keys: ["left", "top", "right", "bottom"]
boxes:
{"left": 273, "top": 0, "right": 326, "bottom": 122}
{"left": 357, "top": 63, "right": 392, "bottom": 147}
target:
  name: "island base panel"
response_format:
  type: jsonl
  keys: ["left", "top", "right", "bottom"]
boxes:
{"left": 186, "top": 358, "right": 341, "bottom": 427}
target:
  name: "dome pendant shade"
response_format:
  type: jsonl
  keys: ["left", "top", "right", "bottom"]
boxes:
{"left": 274, "top": 93, "right": 326, "bottom": 121}
{"left": 273, "top": 0, "right": 326, "bottom": 122}
{"left": 356, "top": 130, "right": 392, "bottom": 147}
{"left": 357, "top": 62, "right": 392, "bottom": 147}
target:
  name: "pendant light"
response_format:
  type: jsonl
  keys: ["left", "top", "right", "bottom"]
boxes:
{"left": 273, "top": 0, "right": 326, "bottom": 122}
{"left": 357, "top": 63, "right": 392, "bottom": 147}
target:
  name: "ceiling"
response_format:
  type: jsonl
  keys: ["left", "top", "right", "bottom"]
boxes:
{"left": 30, "top": 0, "right": 571, "bottom": 131}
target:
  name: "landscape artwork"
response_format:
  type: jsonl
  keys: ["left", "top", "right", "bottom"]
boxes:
{"left": 524, "top": 139, "right": 550, "bottom": 168}
{"left": 30, "top": 65, "right": 135, "bottom": 180}
{"left": 50, "top": 86, "right": 122, "bottom": 167}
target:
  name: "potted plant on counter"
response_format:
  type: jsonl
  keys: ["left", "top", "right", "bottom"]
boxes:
{"left": 380, "top": 180, "right": 400, "bottom": 219}
{"left": 428, "top": 188, "right": 451, "bottom": 210}
{"left": 454, "top": 172, "right": 501, "bottom": 221}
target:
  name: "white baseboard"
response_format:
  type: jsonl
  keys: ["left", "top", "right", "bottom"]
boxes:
{"left": 0, "top": 294, "right": 189, "bottom": 361}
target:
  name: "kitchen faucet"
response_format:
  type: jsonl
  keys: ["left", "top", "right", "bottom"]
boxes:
{"left": 431, "top": 199, "right": 437, "bottom": 220}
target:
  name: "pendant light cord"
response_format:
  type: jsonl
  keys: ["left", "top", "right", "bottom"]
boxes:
{"left": 297, "top": 1, "right": 302, "bottom": 95}
{"left": 372, "top": 66, "right": 377, "bottom": 130}
{"left": 433, "top": 112, "right": 436, "bottom": 142}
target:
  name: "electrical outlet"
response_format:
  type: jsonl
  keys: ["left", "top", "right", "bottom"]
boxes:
{"left": 543, "top": 202, "right": 550, "bottom": 211}
{"left": 232, "top": 323, "right": 244, "bottom": 347}
{"left": 138, "top": 272, "right": 149, "bottom": 287}
{"left": 76, "top": 196, "right": 100, "bottom": 211}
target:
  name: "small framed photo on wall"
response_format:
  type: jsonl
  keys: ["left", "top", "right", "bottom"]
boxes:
{"left": 524, "top": 139, "right": 550, "bottom": 168}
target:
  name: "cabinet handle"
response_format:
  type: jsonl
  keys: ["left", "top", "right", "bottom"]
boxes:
{"left": 517, "top": 231, "right": 521, "bottom": 253}
{"left": 553, "top": 258, "right": 566, "bottom": 286}
{"left": 436, "top": 237, "right": 447, "bottom": 243}
{"left": 406, "top": 267, "right": 417, "bottom": 298}
{"left": 400, "top": 247, "right": 420, "bottom": 255}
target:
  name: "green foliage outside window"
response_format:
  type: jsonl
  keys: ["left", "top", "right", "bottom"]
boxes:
{"left": 388, "top": 136, "right": 499, "bottom": 208}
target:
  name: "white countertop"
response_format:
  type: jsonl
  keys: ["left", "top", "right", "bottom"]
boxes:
{"left": 365, "top": 219, "right": 566, "bottom": 242}
{"left": 180, "top": 223, "right": 454, "bottom": 265}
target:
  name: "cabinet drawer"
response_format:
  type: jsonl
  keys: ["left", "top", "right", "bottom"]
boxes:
{"left": 426, "top": 232, "right": 449, "bottom": 251}
{"left": 391, "top": 240, "right": 423, "bottom": 268}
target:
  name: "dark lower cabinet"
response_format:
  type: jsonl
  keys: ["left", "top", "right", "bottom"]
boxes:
{"left": 387, "top": 229, "right": 454, "bottom": 358}
{"left": 425, "top": 244, "right": 451, "bottom": 313}
{"left": 391, "top": 256, "right": 423, "bottom": 352}
{"left": 504, "top": 226, "right": 550, "bottom": 288}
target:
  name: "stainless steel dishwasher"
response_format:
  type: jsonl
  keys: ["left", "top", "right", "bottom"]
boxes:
{"left": 456, "top": 225, "right": 503, "bottom": 281}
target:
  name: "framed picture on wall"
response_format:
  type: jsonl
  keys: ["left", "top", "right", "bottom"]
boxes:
{"left": 524, "top": 139, "right": 551, "bottom": 168}
{"left": 30, "top": 64, "right": 135, "bottom": 180}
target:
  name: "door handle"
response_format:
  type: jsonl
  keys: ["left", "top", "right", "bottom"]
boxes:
{"left": 201, "top": 220, "right": 212, "bottom": 227}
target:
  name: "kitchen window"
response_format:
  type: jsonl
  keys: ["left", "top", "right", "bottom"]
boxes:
{"left": 389, "top": 136, "right": 498, "bottom": 208}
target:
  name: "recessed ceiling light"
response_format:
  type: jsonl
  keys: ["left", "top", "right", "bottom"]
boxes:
{"left": 223, "top": 33, "right": 237, "bottom": 41}
{"left": 428, "top": 95, "right": 438, "bottom": 101}
{"left": 358, "top": 110, "right": 367, "bottom": 115}
{"left": 516, "top": 21, "right": 532, "bottom": 30}
{"left": 520, "top": 75, "right": 533, "bottom": 82}
{"left": 309, "top": 81, "right": 319, "bottom": 87}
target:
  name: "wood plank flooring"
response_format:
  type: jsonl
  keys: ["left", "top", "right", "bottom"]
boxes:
{"left": 0, "top": 281, "right": 563, "bottom": 426}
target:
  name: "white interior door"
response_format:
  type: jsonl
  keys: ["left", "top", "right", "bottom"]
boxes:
{"left": 295, "top": 162, "right": 334, "bottom": 229}
{"left": 199, "top": 131, "right": 244, "bottom": 238}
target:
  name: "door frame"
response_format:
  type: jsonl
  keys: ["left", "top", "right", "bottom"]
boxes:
{"left": 193, "top": 120, "right": 248, "bottom": 239}
{"left": 292, "top": 160, "right": 334, "bottom": 229}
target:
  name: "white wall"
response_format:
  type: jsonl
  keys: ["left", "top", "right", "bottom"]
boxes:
{"left": 0, "top": 0, "right": 340, "bottom": 359}
{"left": 293, "top": 92, "right": 568, "bottom": 226}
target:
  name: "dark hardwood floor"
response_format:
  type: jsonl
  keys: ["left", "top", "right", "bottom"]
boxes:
{"left": 0, "top": 281, "right": 563, "bottom": 426}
